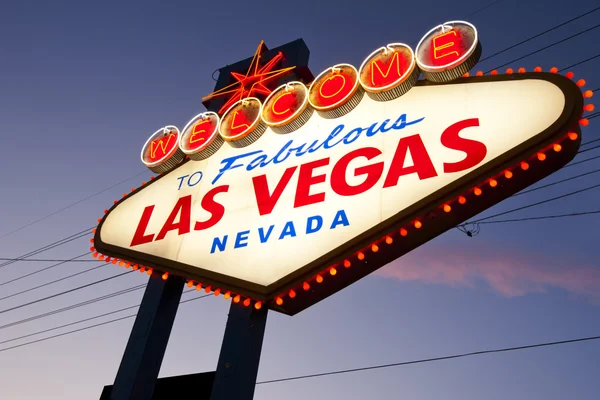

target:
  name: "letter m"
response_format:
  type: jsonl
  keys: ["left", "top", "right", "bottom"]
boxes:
{"left": 371, "top": 51, "right": 403, "bottom": 86}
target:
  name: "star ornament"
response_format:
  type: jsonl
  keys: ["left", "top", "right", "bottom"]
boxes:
{"left": 203, "top": 41, "right": 296, "bottom": 115}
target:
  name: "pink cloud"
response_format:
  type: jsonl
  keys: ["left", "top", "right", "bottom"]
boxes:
{"left": 375, "top": 242, "right": 600, "bottom": 302}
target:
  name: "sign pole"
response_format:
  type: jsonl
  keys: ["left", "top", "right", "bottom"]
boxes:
{"left": 108, "top": 274, "right": 185, "bottom": 400}
{"left": 210, "top": 302, "right": 268, "bottom": 400}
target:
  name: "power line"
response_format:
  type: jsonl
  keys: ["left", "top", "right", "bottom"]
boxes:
{"left": 564, "top": 154, "right": 600, "bottom": 169}
{"left": 588, "top": 113, "right": 600, "bottom": 120}
{"left": 0, "top": 170, "right": 147, "bottom": 240}
{"left": 475, "top": 210, "right": 600, "bottom": 225}
{"left": 255, "top": 335, "right": 600, "bottom": 385}
{"left": 0, "top": 270, "right": 133, "bottom": 316}
{"left": 487, "top": 22, "right": 600, "bottom": 72}
{"left": 581, "top": 138, "right": 600, "bottom": 147}
{"left": 0, "top": 262, "right": 107, "bottom": 302}
{"left": 513, "top": 166, "right": 600, "bottom": 197}
{"left": 0, "top": 289, "right": 205, "bottom": 347}
{"left": 0, "top": 284, "right": 146, "bottom": 331}
{"left": 458, "top": 181, "right": 600, "bottom": 226}
{"left": 479, "top": 6, "right": 600, "bottom": 63}
{"left": 578, "top": 144, "right": 600, "bottom": 154}
{"left": 462, "top": 0, "right": 505, "bottom": 19}
{"left": 0, "top": 257, "right": 97, "bottom": 263}
{"left": 0, "top": 292, "right": 211, "bottom": 354}
{"left": 0, "top": 229, "right": 90, "bottom": 270}
{"left": 559, "top": 52, "right": 600, "bottom": 71}
{"left": 0, "top": 252, "right": 92, "bottom": 288}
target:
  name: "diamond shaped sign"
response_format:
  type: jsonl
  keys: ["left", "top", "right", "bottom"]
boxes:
{"left": 95, "top": 71, "right": 583, "bottom": 315}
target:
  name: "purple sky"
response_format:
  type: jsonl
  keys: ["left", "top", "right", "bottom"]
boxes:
{"left": 1, "top": 0, "right": 599, "bottom": 398}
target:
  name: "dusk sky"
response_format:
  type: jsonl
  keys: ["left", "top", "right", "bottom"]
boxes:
{"left": 1, "top": 0, "right": 599, "bottom": 399}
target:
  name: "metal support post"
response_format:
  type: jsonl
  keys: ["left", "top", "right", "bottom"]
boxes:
{"left": 210, "top": 301, "right": 268, "bottom": 400}
{"left": 108, "top": 274, "right": 185, "bottom": 400}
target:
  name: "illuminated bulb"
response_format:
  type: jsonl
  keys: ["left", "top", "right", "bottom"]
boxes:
{"left": 142, "top": 182, "right": 147, "bottom": 185}
{"left": 506, "top": 68, "right": 513, "bottom": 74}
{"left": 131, "top": 188, "right": 136, "bottom": 192}
{"left": 111, "top": 259, "right": 117, "bottom": 265}
{"left": 577, "top": 79, "right": 586, "bottom": 87}
{"left": 550, "top": 67, "right": 558, "bottom": 74}
{"left": 518, "top": 67, "right": 526, "bottom": 73}
{"left": 255, "top": 301, "right": 262, "bottom": 310}
{"left": 505, "top": 170, "right": 513, "bottom": 179}
{"left": 474, "top": 187, "right": 482, "bottom": 196}
{"left": 99, "top": 255, "right": 105, "bottom": 261}
{"left": 123, "top": 193, "right": 127, "bottom": 198}
{"left": 316, "top": 275, "right": 324, "bottom": 283}
{"left": 568, "top": 132, "right": 578, "bottom": 140}
{"left": 289, "top": 289, "right": 296, "bottom": 298}
{"left": 400, "top": 228, "right": 408, "bottom": 236}
{"left": 146, "top": 268, "right": 153, "bottom": 275}
{"left": 214, "top": 288, "right": 221, "bottom": 296}
{"left": 139, "top": 266, "right": 146, "bottom": 273}
{"left": 371, "top": 244, "right": 379, "bottom": 252}
{"left": 566, "top": 71, "right": 574, "bottom": 79}
{"left": 234, "top": 295, "right": 241, "bottom": 303}
{"left": 132, "top": 264, "right": 139, "bottom": 270}
{"left": 414, "top": 220, "right": 422, "bottom": 229}
{"left": 537, "top": 152, "right": 546, "bottom": 161}
{"left": 553, "top": 143, "right": 562, "bottom": 152}
{"left": 491, "top": 70, "right": 498, "bottom": 75}
{"left": 118, "top": 261, "right": 125, "bottom": 267}
{"left": 104, "top": 209, "right": 109, "bottom": 214}
{"left": 276, "top": 297, "right": 283, "bottom": 306}
{"left": 243, "top": 298, "right": 251, "bottom": 307}
{"left": 584, "top": 90, "right": 593, "bottom": 98}
{"left": 195, "top": 283, "right": 202, "bottom": 291}
{"left": 105, "top": 257, "right": 111, "bottom": 263}
{"left": 90, "top": 246, "right": 95, "bottom": 252}
{"left": 92, "top": 252, "right": 99, "bottom": 258}
{"left": 89, "top": 238, "right": 94, "bottom": 243}
{"left": 463, "top": 72, "right": 470, "bottom": 77}
{"left": 150, "top": 176, "right": 155, "bottom": 180}
{"left": 162, "top": 272, "right": 168, "bottom": 280}
{"left": 330, "top": 267, "right": 337, "bottom": 276}
{"left": 97, "top": 218, "right": 102, "bottom": 223}
{"left": 476, "top": 71, "right": 483, "bottom": 76}
{"left": 534, "top": 66, "right": 542, "bottom": 72}
{"left": 585, "top": 104, "right": 595, "bottom": 112}
{"left": 187, "top": 281, "right": 194, "bottom": 288}
{"left": 521, "top": 161, "right": 529, "bottom": 170}
{"left": 458, "top": 196, "right": 466, "bottom": 204}
{"left": 385, "top": 236, "right": 393, "bottom": 244}
{"left": 91, "top": 228, "right": 96, "bottom": 233}
{"left": 357, "top": 252, "right": 365, "bottom": 260}
{"left": 303, "top": 282, "right": 310, "bottom": 290}
{"left": 224, "top": 291, "right": 231, "bottom": 299}
{"left": 113, "top": 200, "right": 118, "bottom": 205}
{"left": 205, "top": 285, "right": 212, "bottom": 293}
{"left": 343, "top": 259, "right": 351, "bottom": 268}
{"left": 580, "top": 118, "right": 589, "bottom": 127}
{"left": 125, "top": 263, "right": 131, "bottom": 269}
{"left": 443, "top": 204, "right": 451, "bottom": 213}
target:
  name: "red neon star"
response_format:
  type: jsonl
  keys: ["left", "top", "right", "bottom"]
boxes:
{"left": 202, "top": 41, "right": 295, "bottom": 115}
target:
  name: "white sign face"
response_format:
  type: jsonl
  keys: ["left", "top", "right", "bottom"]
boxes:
{"left": 99, "top": 77, "right": 567, "bottom": 287}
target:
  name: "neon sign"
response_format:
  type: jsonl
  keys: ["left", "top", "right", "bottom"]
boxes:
{"left": 141, "top": 126, "right": 184, "bottom": 173}
{"left": 94, "top": 22, "right": 591, "bottom": 315}
{"left": 179, "top": 112, "right": 222, "bottom": 160}
{"left": 416, "top": 21, "right": 480, "bottom": 82}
